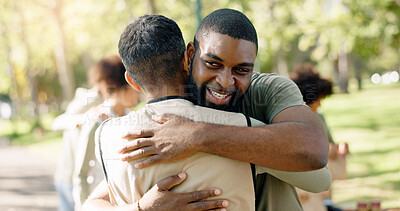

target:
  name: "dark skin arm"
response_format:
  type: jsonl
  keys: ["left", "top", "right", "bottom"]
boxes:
{"left": 119, "top": 105, "right": 328, "bottom": 171}
{"left": 82, "top": 172, "right": 229, "bottom": 211}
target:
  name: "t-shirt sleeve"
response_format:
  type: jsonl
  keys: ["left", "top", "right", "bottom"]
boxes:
{"left": 255, "top": 165, "right": 331, "bottom": 193}
{"left": 241, "top": 73, "right": 306, "bottom": 124}
{"left": 249, "top": 117, "right": 266, "bottom": 127}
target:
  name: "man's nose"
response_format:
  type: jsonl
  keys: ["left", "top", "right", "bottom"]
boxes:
{"left": 215, "top": 69, "right": 235, "bottom": 88}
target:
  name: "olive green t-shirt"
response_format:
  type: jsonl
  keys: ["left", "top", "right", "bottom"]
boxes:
{"left": 317, "top": 112, "right": 335, "bottom": 144}
{"left": 240, "top": 72, "right": 306, "bottom": 123}
{"left": 239, "top": 72, "right": 307, "bottom": 211}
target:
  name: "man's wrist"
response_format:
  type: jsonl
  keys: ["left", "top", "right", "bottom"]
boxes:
{"left": 193, "top": 122, "right": 212, "bottom": 152}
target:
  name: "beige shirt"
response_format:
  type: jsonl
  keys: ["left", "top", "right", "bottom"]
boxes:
{"left": 96, "top": 98, "right": 256, "bottom": 211}
{"left": 96, "top": 98, "right": 331, "bottom": 211}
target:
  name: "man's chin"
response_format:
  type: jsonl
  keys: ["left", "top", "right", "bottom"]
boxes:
{"left": 205, "top": 101, "right": 237, "bottom": 112}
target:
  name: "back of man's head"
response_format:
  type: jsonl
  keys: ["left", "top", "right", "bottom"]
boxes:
{"left": 119, "top": 15, "right": 186, "bottom": 87}
{"left": 194, "top": 8, "right": 258, "bottom": 53}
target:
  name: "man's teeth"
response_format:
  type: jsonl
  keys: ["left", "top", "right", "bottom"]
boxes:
{"left": 210, "top": 89, "right": 228, "bottom": 99}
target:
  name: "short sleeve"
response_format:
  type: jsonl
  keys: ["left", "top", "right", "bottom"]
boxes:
{"left": 240, "top": 73, "right": 306, "bottom": 124}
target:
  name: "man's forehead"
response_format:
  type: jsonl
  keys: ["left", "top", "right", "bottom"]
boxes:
{"left": 197, "top": 32, "right": 257, "bottom": 62}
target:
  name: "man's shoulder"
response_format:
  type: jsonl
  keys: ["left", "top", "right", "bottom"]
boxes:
{"left": 98, "top": 111, "right": 142, "bottom": 140}
{"left": 250, "top": 72, "right": 294, "bottom": 88}
{"left": 247, "top": 72, "right": 300, "bottom": 98}
{"left": 191, "top": 105, "right": 249, "bottom": 126}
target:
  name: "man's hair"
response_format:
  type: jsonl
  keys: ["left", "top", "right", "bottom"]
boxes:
{"left": 88, "top": 55, "right": 127, "bottom": 93}
{"left": 290, "top": 63, "right": 333, "bottom": 105}
{"left": 194, "top": 8, "right": 258, "bottom": 53}
{"left": 118, "top": 15, "right": 186, "bottom": 87}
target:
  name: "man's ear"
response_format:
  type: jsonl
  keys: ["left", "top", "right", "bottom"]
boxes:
{"left": 183, "top": 42, "right": 195, "bottom": 77}
{"left": 182, "top": 51, "right": 190, "bottom": 77}
{"left": 125, "top": 72, "right": 142, "bottom": 92}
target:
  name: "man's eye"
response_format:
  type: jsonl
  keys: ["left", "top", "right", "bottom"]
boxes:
{"left": 234, "top": 67, "right": 250, "bottom": 74}
{"left": 205, "top": 61, "right": 221, "bottom": 68}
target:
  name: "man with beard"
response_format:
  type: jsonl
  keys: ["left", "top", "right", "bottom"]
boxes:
{"left": 85, "top": 9, "right": 330, "bottom": 211}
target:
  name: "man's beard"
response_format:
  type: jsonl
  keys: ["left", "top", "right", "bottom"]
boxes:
{"left": 187, "top": 69, "right": 241, "bottom": 112}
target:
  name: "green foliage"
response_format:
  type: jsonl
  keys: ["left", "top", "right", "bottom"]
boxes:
{"left": 1, "top": 0, "right": 400, "bottom": 112}
{"left": 0, "top": 113, "right": 62, "bottom": 146}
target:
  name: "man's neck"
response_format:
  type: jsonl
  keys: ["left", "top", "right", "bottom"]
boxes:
{"left": 143, "top": 83, "right": 187, "bottom": 101}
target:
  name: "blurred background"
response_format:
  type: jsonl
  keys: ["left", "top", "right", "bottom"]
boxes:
{"left": 0, "top": 0, "right": 399, "bottom": 210}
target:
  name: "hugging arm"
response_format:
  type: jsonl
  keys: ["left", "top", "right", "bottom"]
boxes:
{"left": 83, "top": 173, "right": 229, "bottom": 211}
{"left": 120, "top": 105, "right": 328, "bottom": 171}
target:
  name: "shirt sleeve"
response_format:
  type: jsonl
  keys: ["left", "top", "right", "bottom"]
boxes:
{"left": 255, "top": 165, "right": 331, "bottom": 193}
{"left": 241, "top": 73, "right": 307, "bottom": 124}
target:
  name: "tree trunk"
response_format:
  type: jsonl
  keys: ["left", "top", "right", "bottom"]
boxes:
{"left": 0, "top": 18, "right": 20, "bottom": 119}
{"left": 147, "top": 0, "right": 157, "bottom": 14}
{"left": 15, "top": 2, "right": 40, "bottom": 119}
{"left": 273, "top": 50, "right": 289, "bottom": 77}
{"left": 196, "top": 0, "right": 202, "bottom": 27}
{"left": 53, "top": 0, "right": 75, "bottom": 102}
{"left": 352, "top": 55, "right": 363, "bottom": 91}
{"left": 337, "top": 46, "right": 349, "bottom": 93}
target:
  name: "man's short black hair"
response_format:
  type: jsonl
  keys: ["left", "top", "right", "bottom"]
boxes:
{"left": 118, "top": 15, "right": 186, "bottom": 87}
{"left": 194, "top": 8, "right": 258, "bottom": 53}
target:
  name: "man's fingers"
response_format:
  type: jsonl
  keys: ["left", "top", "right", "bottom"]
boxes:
{"left": 154, "top": 172, "right": 187, "bottom": 191}
{"left": 118, "top": 139, "right": 154, "bottom": 154}
{"left": 121, "top": 128, "right": 155, "bottom": 139}
{"left": 151, "top": 113, "right": 192, "bottom": 124}
{"left": 187, "top": 199, "right": 229, "bottom": 211}
{"left": 134, "top": 155, "right": 162, "bottom": 169}
{"left": 182, "top": 189, "right": 222, "bottom": 203}
{"left": 120, "top": 146, "right": 157, "bottom": 162}
{"left": 151, "top": 113, "right": 174, "bottom": 124}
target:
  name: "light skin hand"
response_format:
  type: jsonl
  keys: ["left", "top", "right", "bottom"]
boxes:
{"left": 83, "top": 172, "right": 229, "bottom": 211}
{"left": 76, "top": 105, "right": 109, "bottom": 128}
{"left": 120, "top": 105, "right": 328, "bottom": 171}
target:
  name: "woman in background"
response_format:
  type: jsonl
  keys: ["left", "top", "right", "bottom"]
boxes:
{"left": 72, "top": 55, "right": 140, "bottom": 209}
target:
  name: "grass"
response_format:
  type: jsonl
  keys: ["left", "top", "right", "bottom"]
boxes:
{"left": 322, "top": 83, "right": 400, "bottom": 209}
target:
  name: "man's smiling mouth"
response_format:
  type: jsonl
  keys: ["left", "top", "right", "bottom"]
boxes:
{"left": 206, "top": 88, "right": 234, "bottom": 105}
{"left": 209, "top": 89, "right": 229, "bottom": 99}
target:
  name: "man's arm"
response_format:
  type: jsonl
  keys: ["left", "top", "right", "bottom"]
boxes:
{"left": 83, "top": 173, "right": 229, "bottom": 211}
{"left": 119, "top": 105, "right": 328, "bottom": 171}
{"left": 82, "top": 180, "right": 132, "bottom": 211}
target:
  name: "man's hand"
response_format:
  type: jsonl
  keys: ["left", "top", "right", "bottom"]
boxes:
{"left": 83, "top": 173, "right": 228, "bottom": 211}
{"left": 139, "top": 172, "right": 229, "bottom": 211}
{"left": 119, "top": 114, "right": 202, "bottom": 168}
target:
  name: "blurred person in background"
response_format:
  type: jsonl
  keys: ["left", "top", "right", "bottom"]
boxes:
{"left": 290, "top": 63, "right": 350, "bottom": 211}
{"left": 52, "top": 87, "right": 102, "bottom": 211}
{"left": 72, "top": 55, "right": 140, "bottom": 209}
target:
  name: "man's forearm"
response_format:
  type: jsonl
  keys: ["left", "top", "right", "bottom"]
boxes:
{"left": 197, "top": 107, "right": 328, "bottom": 171}
{"left": 83, "top": 199, "right": 136, "bottom": 211}
{"left": 82, "top": 180, "right": 137, "bottom": 211}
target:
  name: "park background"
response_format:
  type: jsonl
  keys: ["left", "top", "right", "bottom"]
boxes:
{"left": 0, "top": 0, "right": 399, "bottom": 210}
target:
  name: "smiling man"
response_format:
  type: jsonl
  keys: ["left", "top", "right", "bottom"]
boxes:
{"left": 124, "top": 9, "right": 327, "bottom": 172}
